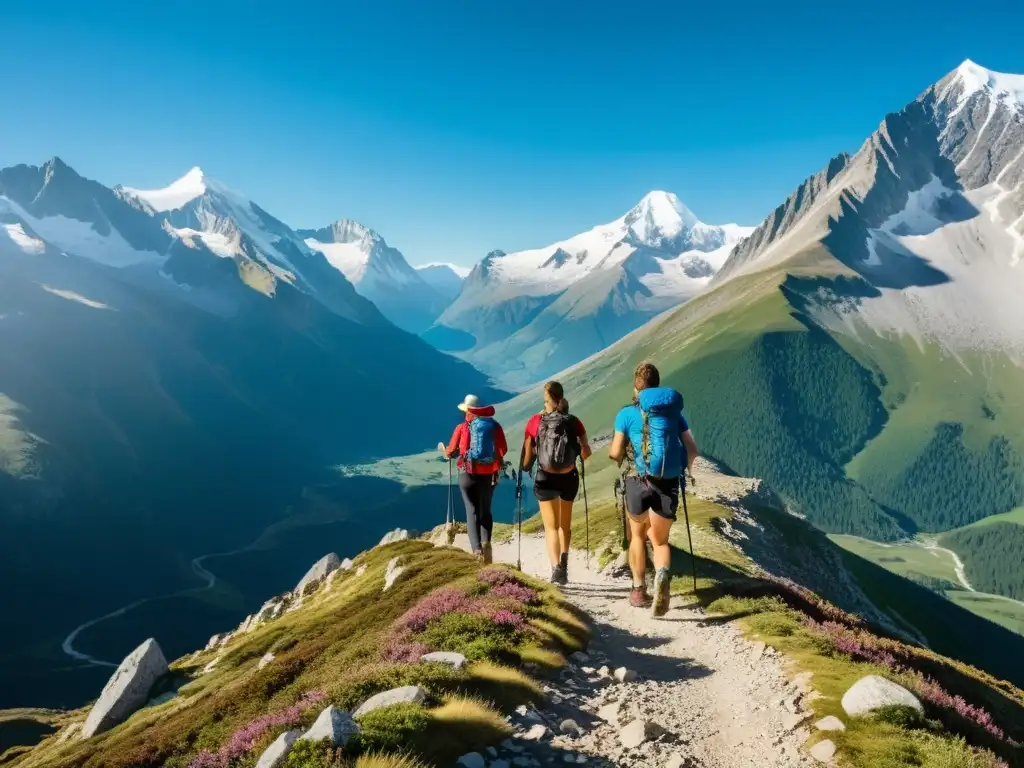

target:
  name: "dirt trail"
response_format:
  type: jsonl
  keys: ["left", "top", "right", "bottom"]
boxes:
{"left": 451, "top": 528, "right": 818, "bottom": 767}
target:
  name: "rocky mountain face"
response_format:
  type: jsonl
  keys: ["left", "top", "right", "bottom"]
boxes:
{"left": 426, "top": 191, "right": 752, "bottom": 389}
{"left": 495, "top": 60, "right": 1024, "bottom": 547}
{"left": 298, "top": 219, "right": 449, "bottom": 333}
{"left": 0, "top": 158, "right": 506, "bottom": 707}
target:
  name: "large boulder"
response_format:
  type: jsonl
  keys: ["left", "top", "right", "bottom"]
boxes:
{"left": 255, "top": 729, "right": 300, "bottom": 768}
{"left": 383, "top": 556, "right": 407, "bottom": 591}
{"left": 295, "top": 553, "right": 341, "bottom": 595}
{"left": 81, "top": 639, "right": 169, "bottom": 738}
{"left": 378, "top": 528, "right": 413, "bottom": 546}
{"left": 420, "top": 651, "right": 467, "bottom": 670}
{"left": 841, "top": 675, "right": 923, "bottom": 717}
{"left": 353, "top": 685, "right": 427, "bottom": 718}
{"left": 298, "top": 706, "right": 360, "bottom": 747}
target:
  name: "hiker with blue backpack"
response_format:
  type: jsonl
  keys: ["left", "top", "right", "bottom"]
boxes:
{"left": 443, "top": 394, "right": 508, "bottom": 564}
{"left": 609, "top": 362, "right": 699, "bottom": 616}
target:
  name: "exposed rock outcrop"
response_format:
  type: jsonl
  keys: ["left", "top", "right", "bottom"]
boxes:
{"left": 298, "top": 706, "right": 359, "bottom": 747}
{"left": 81, "top": 639, "right": 168, "bottom": 738}
{"left": 383, "top": 556, "right": 407, "bottom": 591}
{"left": 353, "top": 685, "right": 427, "bottom": 718}
{"left": 255, "top": 729, "right": 300, "bottom": 768}
{"left": 841, "top": 675, "right": 922, "bottom": 717}
{"left": 378, "top": 528, "right": 413, "bottom": 546}
{"left": 295, "top": 553, "right": 341, "bottom": 595}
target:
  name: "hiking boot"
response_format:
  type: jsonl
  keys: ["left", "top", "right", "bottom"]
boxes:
{"left": 629, "top": 586, "right": 652, "bottom": 608}
{"left": 550, "top": 565, "right": 568, "bottom": 585}
{"left": 652, "top": 567, "right": 672, "bottom": 617}
{"left": 473, "top": 550, "right": 485, "bottom": 564}
{"left": 482, "top": 543, "right": 493, "bottom": 565}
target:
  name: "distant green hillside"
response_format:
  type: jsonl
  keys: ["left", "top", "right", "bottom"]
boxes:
{"left": 942, "top": 525, "right": 1024, "bottom": 603}
{"left": 494, "top": 261, "right": 1024, "bottom": 543}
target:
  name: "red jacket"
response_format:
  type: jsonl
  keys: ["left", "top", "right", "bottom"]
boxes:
{"left": 446, "top": 411, "right": 507, "bottom": 474}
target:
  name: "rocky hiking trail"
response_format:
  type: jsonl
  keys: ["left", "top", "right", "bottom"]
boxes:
{"left": 450, "top": 530, "right": 819, "bottom": 768}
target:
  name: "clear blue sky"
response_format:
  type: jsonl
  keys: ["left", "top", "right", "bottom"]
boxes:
{"left": 2, "top": 1, "right": 1022, "bottom": 268}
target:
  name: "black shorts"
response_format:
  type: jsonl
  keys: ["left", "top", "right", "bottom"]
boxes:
{"left": 534, "top": 469, "right": 580, "bottom": 502}
{"left": 624, "top": 475, "right": 679, "bottom": 521}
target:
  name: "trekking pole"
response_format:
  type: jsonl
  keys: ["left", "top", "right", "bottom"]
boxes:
{"left": 680, "top": 475, "right": 698, "bottom": 593}
{"left": 515, "top": 442, "right": 526, "bottom": 571}
{"left": 580, "top": 455, "right": 590, "bottom": 570}
{"left": 447, "top": 454, "right": 456, "bottom": 546}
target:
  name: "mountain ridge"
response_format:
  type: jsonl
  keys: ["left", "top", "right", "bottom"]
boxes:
{"left": 430, "top": 190, "right": 753, "bottom": 389}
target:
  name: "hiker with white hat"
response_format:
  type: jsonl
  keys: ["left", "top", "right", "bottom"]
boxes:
{"left": 442, "top": 394, "right": 508, "bottom": 563}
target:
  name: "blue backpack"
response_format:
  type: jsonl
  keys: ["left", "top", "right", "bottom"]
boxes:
{"left": 466, "top": 417, "right": 498, "bottom": 465}
{"left": 637, "top": 387, "right": 684, "bottom": 478}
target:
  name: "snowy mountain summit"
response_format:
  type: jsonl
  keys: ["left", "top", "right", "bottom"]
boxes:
{"left": 429, "top": 191, "right": 753, "bottom": 388}
{"left": 299, "top": 219, "right": 447, "bottom": 333}
{"left": 122, "top": 167, "right": 208, "bottom": 212}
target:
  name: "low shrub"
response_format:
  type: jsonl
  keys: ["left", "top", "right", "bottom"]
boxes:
{"left": 354, "top": 705, "right": 430, "bottom": 753}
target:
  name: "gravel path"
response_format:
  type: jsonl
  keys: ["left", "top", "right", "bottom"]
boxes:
{"left": 455, "top": 531, "right": 819, "bottom": 768}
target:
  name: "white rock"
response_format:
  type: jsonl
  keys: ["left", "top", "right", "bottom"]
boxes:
{"left": 810, "top": 739, "right": 836, "bottom": 763}
{"left": 597, "top": 665, "right": 611, "bottom": 678}
{"left": 383, "top": 556, "right": 407, "bottom": 591}
{"left": 456, "top": 752, "right": 485, "bottom": 768}
{"left": 295, "top": 553, "right": 341, "bottom": 595}
{"left": 258, "top": 652, "right": 275, "bottom": 670}
{"left": 255, "top": 729, "right": 300, "bottom": 768}
{"left": 340, "top": 557, "right": 354, "bottom": 571}
{"left": 80, "top": 639, "right": 168, "bottom": 738}
{"left": 255, "top": 600, "right": 283, "bottom": 624}
{"left": 597, "top": 702, "right": 621, "bottom": 724}
{"left": 560, "top": 718, "right": 583, "bottom": 736}
{"left": 420, "top": 651, "right": 467, "bottom": 669}
{"left": 815, "top": 716, "right": 846, "bottom": 732}
{"left": 841, "top": 675, "right": 922, "bottom": 717}
{"left": 613, "top": 667, "right": 636, "bottom": 683}
{"left": 353, "top": 685, "right": 427, "bottom": 718}
{"left": 356, "top": 564, "right": 368, "bottom": 577}
{"left": 664, "top": 753, "right": 689, "bottom": 768}
{"left": 299, "top": 706, "right": 359, "bottom": 747}
{"left": 378, "top": 528, "right": 412, "bottom": 546}
{"left": 618, "top": 719, "right": 658, "bottom": 749}
{"left": 205, "top": 633, "right": 227, "bottom": 650}
{"left": 519, "top": 723, "right": 549, "bottom": 741}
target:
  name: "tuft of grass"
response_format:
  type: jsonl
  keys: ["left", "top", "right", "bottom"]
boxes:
{"left": 463, "top": 661, "right": 544, "bottom": 713}
{"left": 354, "top": 754, "right": 427, "bottom": 768}
{"left": 417, "top": 696, "right": 512, "bottom": 763}
{"left": 354, "top": 705, "right": 430, "bottom": 754}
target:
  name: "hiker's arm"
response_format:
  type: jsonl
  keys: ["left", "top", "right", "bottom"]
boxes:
{"left": 496, "top": 424, "right": 508, "bottom": 459}
{"left": 682, "top": 430, "right": 698, "bottom": 475}
{"left": 522, "top": 428, "right": 535, "bottom": 471}
{"left": 579, "top": 426, "right": 593, "bottom": 462}
{"left": 444, "top": 424, "right": 463, "bottom": 460}
{"left": 609, "top": 431, "right": 627, "bottom": 464}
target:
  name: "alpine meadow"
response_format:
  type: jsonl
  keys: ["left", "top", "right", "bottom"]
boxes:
{"left": 2, "top": 5, "right": 1024, "bottom": 767}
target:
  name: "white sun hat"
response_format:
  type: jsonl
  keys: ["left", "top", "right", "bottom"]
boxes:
{"left": 457, "top": 394, "right": 488, "bottom": 412}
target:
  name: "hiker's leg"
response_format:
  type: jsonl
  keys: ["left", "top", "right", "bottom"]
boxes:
{"left": 459, "top": 472, "right": 482, "bottom": 554}
{"left": 647, "top": 513, "right": 673, "bottom": 570}
{"left": 628, "top": 514, "right": 650, "bottom": 585}
{"left": 558, "top": 498, "right": 573, "bottom": 556}
{"left": 538, "top": 499, "right": 560, "bottom": 566}
{"left": 478, "top": 474, "right": 495, "bottom": 545}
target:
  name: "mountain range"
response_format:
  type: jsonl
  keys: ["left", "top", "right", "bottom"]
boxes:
{"left": 498, "top": 59, "right": 1024, "bottom": 548}
{"left": 4, "top": 56, "right": 1024, "bottom": 713}
{"left": 425, "top": 191, "right": 753, "bottom": 388}
{"left": 0, "top": 158, "right": 506, "bottom": 707}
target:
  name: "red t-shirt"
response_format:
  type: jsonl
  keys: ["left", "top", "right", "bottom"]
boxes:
{"left": 446, "top": 419, "right": 507, "bottom": 474}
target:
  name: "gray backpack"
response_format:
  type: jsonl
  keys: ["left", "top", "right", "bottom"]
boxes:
{"left": 536, "top": 412, "right": 581, "bottom": 472}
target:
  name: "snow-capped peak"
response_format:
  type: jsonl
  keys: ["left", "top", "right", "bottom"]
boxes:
{"left": 123, "top": 167, "right": 208, "bottom": 212}
{"left": 951, "top": 59, "right": 1024, "bottom": 112}
{"left": 624, "top": 190, "right": 701, "bottom": 245}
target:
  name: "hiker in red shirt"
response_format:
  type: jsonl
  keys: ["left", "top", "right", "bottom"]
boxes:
{"left": 444, "top": 394, "right": 507, "bottom": 564}
{"left": 521, "top": 381, "right": 592, "bottom": 584}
